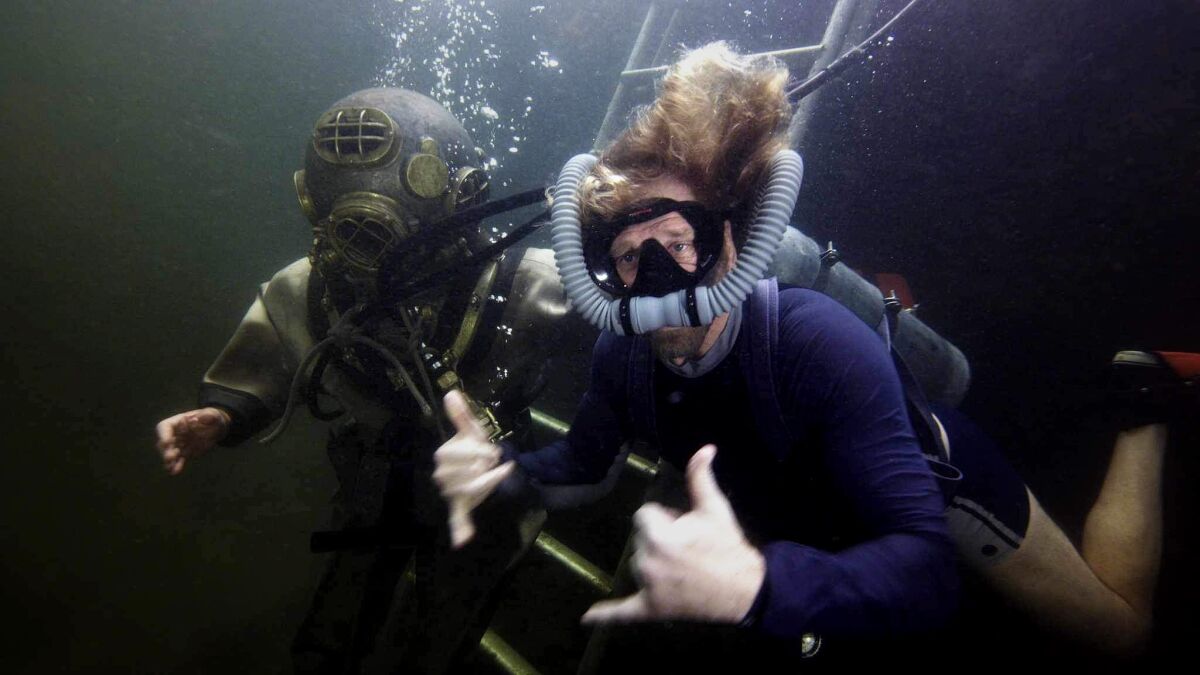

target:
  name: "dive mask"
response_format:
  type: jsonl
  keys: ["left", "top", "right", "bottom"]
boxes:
{"left": 584, "top": 198, "right": 727, "bottom": 297}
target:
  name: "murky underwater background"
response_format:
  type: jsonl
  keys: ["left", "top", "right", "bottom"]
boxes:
{"left": 1, "top": 0, "right": 1198, "bottom": 671}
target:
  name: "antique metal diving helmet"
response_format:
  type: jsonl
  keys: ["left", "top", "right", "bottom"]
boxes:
{"left": 294, "top": 87, "right": 491, "bottom": 292}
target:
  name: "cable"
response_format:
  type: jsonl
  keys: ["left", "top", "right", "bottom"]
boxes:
{"left": 786, "top": 0, "right": 927, "bottom": 101}
{"left": 383, "top": 208, "right": 550, "bottom": 300}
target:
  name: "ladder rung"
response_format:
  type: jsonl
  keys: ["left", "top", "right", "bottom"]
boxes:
{"left": 529, "top": 407, "right": 570, "bottom": 437}
{"left": 534, "top": 531, "right": 613, "bottom": 594}
{"left": 478, "top": 629, "right": 543, "bottom": 675}
{"left": 621, "top": 43, "right": 825, "bottom": 79}
{"left": 529, "top": 408, "right": 658, "bottom": 478}
{"left": 624, "top": 452, "right": 658, "bottom": 478}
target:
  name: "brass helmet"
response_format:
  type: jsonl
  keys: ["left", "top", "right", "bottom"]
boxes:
{"left": 295, "top": 88, "right": 490, "bottom": 287}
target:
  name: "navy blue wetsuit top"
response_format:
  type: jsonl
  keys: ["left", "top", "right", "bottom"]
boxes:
{"left": 515, "top": 288, "right": 956, "bottom": 638}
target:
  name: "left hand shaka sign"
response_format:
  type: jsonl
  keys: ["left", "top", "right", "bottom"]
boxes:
{"left": 581, "top": 444, "right": 766, "bottom": 625}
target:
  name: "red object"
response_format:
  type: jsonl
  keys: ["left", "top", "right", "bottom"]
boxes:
{"left": 1156, "top": 351, "right": 1200, "bottom": 379}
{"left": 873, "top": 272, "right": 916, "bottom": 309}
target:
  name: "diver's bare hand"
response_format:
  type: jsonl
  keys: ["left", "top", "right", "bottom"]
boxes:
{"left": 582, "top": 445, "right": 765, "bottom": 625}
{"left": 433, "top": 390, "right": 514, "bottom": 549}
{"left": 155, "top": 407, "right": 230, "bottom": 475}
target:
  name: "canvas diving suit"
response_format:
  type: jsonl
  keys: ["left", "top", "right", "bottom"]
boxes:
{"left": 199, "top": 248, "right": 569, "bottom": 673}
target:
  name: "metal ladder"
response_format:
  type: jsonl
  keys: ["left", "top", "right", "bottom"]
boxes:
{"left": 471, "top": 1, "right": 881, "bottom": 672}
{"left": 594, "top": 0, "right": 882, "bottom": 152}
{"left": 469, "top": 409, "right": 658, "bottom": 675}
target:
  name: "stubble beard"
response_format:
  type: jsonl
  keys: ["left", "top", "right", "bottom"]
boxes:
{"left": 649, "top": 325, "right": 710, "bottom": 363}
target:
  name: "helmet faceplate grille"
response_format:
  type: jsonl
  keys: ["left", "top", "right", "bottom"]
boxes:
{"left": 331, "top": 215, "right": 397, "bottom": 271}
{"left": 313, "top": 107, "right": 396, "bottom": 165}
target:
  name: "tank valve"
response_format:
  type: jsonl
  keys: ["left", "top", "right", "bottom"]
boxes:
{"left": 884, "top": 290, "right": 904, "bottom": 315}
{"left": 819, "top": 241, "right": 840, "bottom": 266}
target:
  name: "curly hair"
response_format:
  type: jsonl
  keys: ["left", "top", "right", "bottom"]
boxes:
{"left": 580, "top": 42, "right": 792, "bottom": 242}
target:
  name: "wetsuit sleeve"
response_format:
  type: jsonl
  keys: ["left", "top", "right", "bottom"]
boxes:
{"left": 752, "top": 290, "right": 957, "bottom": 638}
{"left": 510, "top": 334, "right": 633, "bottom": 508}
{"left": 198, "top": 274, "right": 299, "bottom": 446}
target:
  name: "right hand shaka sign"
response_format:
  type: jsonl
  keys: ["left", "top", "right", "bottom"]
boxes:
{"left": 432, "top": 390, "right": 515, "bottom": 549}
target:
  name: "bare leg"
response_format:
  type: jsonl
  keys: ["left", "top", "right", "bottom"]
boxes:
{"left": 1080, "top": 424, "right": 1166, "bottom": 617}
{"left": 982, "top": 424, "right": 1166, "bottom": 655}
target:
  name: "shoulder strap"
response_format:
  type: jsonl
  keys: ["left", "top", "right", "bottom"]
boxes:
{"left": 741, "top": 278, "right": 794, "bottom": 463}
{"left": 624, "top": 334, "right": 658, "bottom": 446}
{"left": 889, "top": 333, "right": 962, "bottom": 500}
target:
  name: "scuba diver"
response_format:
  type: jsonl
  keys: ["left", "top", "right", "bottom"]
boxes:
{"left": 436, "top": 42, "right": 956, "bottom": 669}
{"left": 154, "top": 88, "right": 569, "bottom": 673}
{"left": 432, "top": 42, "right": 1198, "bottom": 666}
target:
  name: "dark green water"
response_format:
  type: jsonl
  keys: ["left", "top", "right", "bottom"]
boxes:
{"left": 2, "top": 0, "right": 1198, "bottom": 671}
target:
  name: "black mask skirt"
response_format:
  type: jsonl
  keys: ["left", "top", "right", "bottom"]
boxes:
{"left": 584, "top": 198, "right": 727, "bottom": 299}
